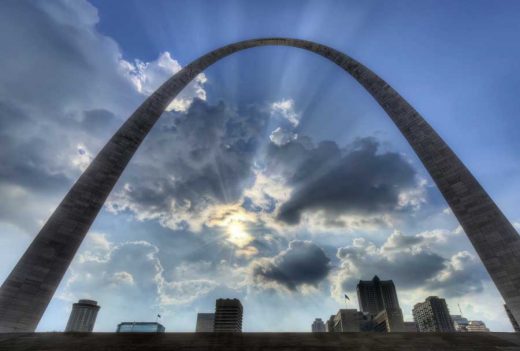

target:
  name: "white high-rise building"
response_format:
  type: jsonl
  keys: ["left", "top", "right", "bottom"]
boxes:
{"left": 65, "top": 299, "right": 100, "bottom": 332}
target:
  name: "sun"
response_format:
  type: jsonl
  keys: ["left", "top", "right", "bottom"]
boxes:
{"left": 226, "top": 221, "right": 254, "bottom": 249}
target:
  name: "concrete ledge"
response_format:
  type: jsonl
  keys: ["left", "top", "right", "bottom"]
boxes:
{"left": 1, "top": 332, "right": 519, "bottom": 351}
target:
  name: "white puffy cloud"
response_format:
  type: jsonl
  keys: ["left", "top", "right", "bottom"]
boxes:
{"left": 71, "top": 144, "right": 94, "bottom": 171}
{"left": 0, "top": 1, "right": 204, "bottom": 237}
{"left": 397, "top": 177, "right": 428, "bottom": 210}
{"left": 111, "top": 271, "right": 135, "bottom": 286}
{"left": 121, "top": 52, "right": 207, "bottom": 112}
{"left": 269, "top": 127, "right": 298, "bottom": 146}
{"left": 270, "top": 99, "right": 301, "bottom": 127}
{"left": 64, "top": 235, "right": 223, "bottom": 307}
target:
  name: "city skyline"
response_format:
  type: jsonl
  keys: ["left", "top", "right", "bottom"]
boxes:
{"left": 1, "top": 0, "right": 520, "bottom": 332}
{"left": 59, "top": 290, "right": 497, "bottom": 333}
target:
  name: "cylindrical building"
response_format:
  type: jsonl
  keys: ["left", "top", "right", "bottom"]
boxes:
{"left": 65, "top": 299, "right": 100, "bottom": 332}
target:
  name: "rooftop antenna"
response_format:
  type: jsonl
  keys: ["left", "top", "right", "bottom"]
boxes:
{"left": 458, "top": 303, "right": 463, "bottom": 316}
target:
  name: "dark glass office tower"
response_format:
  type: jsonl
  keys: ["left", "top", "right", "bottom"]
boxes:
{"left": 357, "top": 276, "right": 404, "bottom": 331}
{"left": 214, "top": 299, "right": 243, "bottom": 332}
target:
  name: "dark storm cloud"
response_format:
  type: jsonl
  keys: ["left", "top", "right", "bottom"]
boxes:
{"left": 252, "top": 240, "right": 331, "bottom": 290}
{"left": 108, "top": 99, "right": 271, "bottom": 226}
{"left": 81, "top": 109, "right": 120, "bottom": 137}
{"left": 425, "top": 251, "right": 488, "bottom": 297}
{"left": 267, "top": 137, "right": 418, "bottom": 224}
{"left": 333, "top": 231, "right": 488, "bottom": 298}
{"left": 335, "top": 240, "right": 445, "bottom": 290}
{"left": 0, "top": 1, "right": 144, "bottom": 234}
{"left": 0, "top": 101, "right": 71, "bottom": 192}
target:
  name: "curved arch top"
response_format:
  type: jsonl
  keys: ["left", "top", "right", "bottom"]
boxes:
{"left": 1, "top": 38, "right": 519, "bottom": 332}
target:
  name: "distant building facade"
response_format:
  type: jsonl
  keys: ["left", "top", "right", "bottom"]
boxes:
{"left": 214, "top": 299, "right": 243, "bottom": 332}
{"left": 65, "top": 299, "right": 100, "bottom": 332}
{"left": 326, "top": 315, "right": 335, "bottom": 332}
{"left": 451, "top": 315, "right": 469, "bottom": 332}
{"left": 357, "top": 276, "right": 404, "bottom": 332}
{"left": 312, "top": 318, "right": 326, "bottom": 332}
{"left": 372, "top": 309, "right": 405, "bottom": 332}
{"left": 116, "top": 322, "right": 165, "bottom": 333}
{"left": 413, "top": 296, "right": 455, "bottom": 332}
{"left": 466, "top": 320, "right": 490, "bottom": 332}
{"left": 196, "top": 313, "right": 215, "bottom": 332}
{"left": 326, "top": 309, "right": 372, "bottom": 332}
{"left": 505, "top": 304, "right": 520, "bottom": 332}
{"left": 403, "top": 321, "right": 418, "bottom": 332}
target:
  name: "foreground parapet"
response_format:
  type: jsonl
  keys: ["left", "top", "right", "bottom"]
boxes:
{"left": 1, "top": 332, "right": 520, "bottom": 351}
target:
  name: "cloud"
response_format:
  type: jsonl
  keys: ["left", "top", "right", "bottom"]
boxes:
{"left": 106, "top": 99, "right": 270, "bottom": 231}
{"left": 268, "top": 137, "right": 424, "bottom": 225}
{"left": 111, "top": 271, "right": 135, "bottom": 286}
{"left": 251, "top": 240, "right": 331, "bottom": 291}
{"left": 65, "top": 235, "right": 221, "bottom": 307}
{"left": 329, "top": 230, "right": 488, "bottom": 301}
{"left": 270, "top": 99, "right": 300, "bottom": 127}
{"left": 0, "top": 0, "right": 205, "bottom": 235}
{"left": 427, "top": 250, "right": 488, "bottom": 297}
{"left": 121, "top": 52, "right": 207, "bottom": 112}
{"left": 269, "top": 127, "right": 297, "bottom": 146}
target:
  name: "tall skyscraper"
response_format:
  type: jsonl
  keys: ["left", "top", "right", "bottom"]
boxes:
{"left": 357, "top": 276, "right": 400, "bottom": 315}
{"left": 311, "top": 318, "right": 326, "bottom": 332}
{"left": 505, "top": 304, "right": 520, "bottom": 332}
{"left": 412, "top": 296, "right": 455, "bottom": 332}
{"left": 357, "top": 276, "right": 404, "bottom": 331}
{"left": 466, "top": 320, "right": 490, "bottom": 332}
{"left": 196, "top": 313, "right": 215, "bottom": 332}
{"left": 214, "top": 299, "right": 243, "bottom": 332}
{"left": 65, "top": 299, "right": 100, "bottom": 332}
{"left": 451, "top": 315, "right": 469, "bottom": 332}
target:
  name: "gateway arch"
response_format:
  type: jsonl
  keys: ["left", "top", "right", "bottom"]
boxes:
{"left": 1, "top": 38, "right": 520, "bottom": 332}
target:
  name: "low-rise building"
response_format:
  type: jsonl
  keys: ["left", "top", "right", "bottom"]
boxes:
{"left": 372, "top": 309, "right": 405, "bottom": 332}
{"left": 451, "top": 315, "right": 469, "bottom": 332}
{"left": 326, "top": 309, "right": 372, "bottom": 332}
{"left": 196, "top": 313, "right": 214, "bottom": 332}
{"left": 326, "top": 315, "right": 335, "bottom": 332}
{"left": 466, "top": 320, "right": 490, "bottom": 332}
{"left": 311, "top": 318, "right": 326, "bottom": 332}
{"left": 116, "top": 322, "right": 165, "bottom": 333}
{"left": 403, "top": 321, "right": 418, "bottom": 332}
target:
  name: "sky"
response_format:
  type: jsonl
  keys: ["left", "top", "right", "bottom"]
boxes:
{"left": 1, "top": 0, "right": 520, "bottom": 332}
